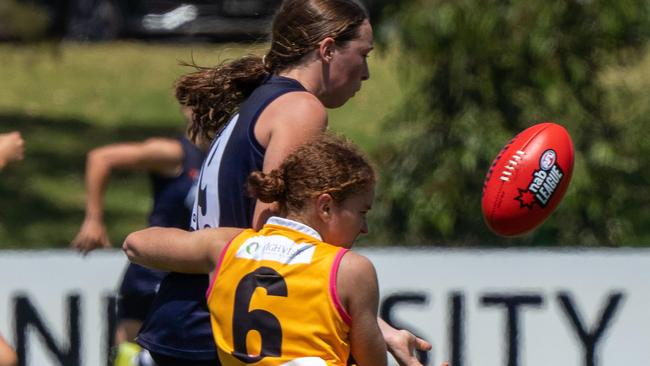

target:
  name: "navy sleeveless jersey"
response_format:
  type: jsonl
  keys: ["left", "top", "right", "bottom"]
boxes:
{"left": 136, "top": 75, "right": 306, "bottom": 361}
{"left": 149, "top": 136, "right": 204, "bottom": 228}
{"left": 117, "top": 136, "right": 205, "bottom": 321}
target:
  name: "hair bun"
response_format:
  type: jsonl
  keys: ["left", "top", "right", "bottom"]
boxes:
{"left": 247, "top": 170, "right": 285, "bottom": 203}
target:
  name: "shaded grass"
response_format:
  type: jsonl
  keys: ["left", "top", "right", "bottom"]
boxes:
{"left": 0, "top": 113, "right": 179, "bottom": 248}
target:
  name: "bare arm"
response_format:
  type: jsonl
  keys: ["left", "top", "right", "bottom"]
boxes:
{"left": 123, "top": 226, "right": 243, "bottom": 273}
{"left": 378, "top": 318, "right": 433, "bottom": 366}
{"left": 339, "top": 253, "right": 435, "bottom": 366}
{"left": 71, "top": 138, "right": 184, "bottom": 254}
{"left": 0, "top": 131, "right": 24, "bottom": 171}
{"left": 338, "top": 251, "right": 387, "bottom": 366}
{"left": 251, "top": 92, "right": 328, "bottom": 229}
{"left": 0, "top": 335, "right": 17, "bottom": 366}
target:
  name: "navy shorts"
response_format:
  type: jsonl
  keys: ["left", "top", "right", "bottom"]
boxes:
{"left": 117, "top": 263, "right": 167, "bottom": 321}
{"left": 150, "top": 353, "right": 217, "bottom": 366}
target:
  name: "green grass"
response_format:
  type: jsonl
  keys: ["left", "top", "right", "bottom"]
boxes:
{"left": 0, "top": 40, "right": 405, "bottom": 248}
{"left": 0, "top": 42, "right": 262, "bottom": 126}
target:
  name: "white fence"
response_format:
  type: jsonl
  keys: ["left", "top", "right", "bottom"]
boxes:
{"left": 1, "top": 248, "right": 648, "bottom": 366}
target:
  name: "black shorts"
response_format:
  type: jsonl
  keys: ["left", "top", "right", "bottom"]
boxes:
{"left": 117, "top": 263, "right": 166, "bottom": 321}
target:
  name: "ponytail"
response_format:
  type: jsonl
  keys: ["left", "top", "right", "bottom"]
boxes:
{"left": 175, "top": 56, "right": 269, "bottom": 144}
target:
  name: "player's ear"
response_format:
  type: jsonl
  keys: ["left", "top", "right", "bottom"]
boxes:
{"left": 318, "top": 37, "right": 336, "bottom": 63}
{"left": 315, "top": 193, "right": 334, "bottom": 222}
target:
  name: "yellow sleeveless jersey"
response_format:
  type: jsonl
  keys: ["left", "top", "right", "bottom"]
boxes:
{"left": 206, "top": 217, "right": 352, "bottom": 366}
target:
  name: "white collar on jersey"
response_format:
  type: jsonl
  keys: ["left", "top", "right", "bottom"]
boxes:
{"left": 266, "top": 216, "right": 323, "bottom": 242}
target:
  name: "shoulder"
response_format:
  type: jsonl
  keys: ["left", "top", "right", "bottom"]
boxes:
{"left": 255, "top": 91, "right": 328, "bottom": 151}
{"left": 195, "top": 227, "right": 245, "bottom": 264}
{"left": 265, "top": 91, "right": 327, "bottom": 128}
{"left": 274, "top": 91, "right": 325, "bottom": 111}
{"left": 338, "top": 251, "right": 378, "bottom": 287}
{"left": 336, "top": 250, "right": 379, "bottom": 317}
{"left": 204, "top": 227, "right": 244, "bottom": 242}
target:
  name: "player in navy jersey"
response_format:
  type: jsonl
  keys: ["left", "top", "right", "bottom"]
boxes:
{"left": 137, "top": 1, "right": 432, "bottom": 365}
{"left": 71, "top": 118, "right": 205, "bottom": 365}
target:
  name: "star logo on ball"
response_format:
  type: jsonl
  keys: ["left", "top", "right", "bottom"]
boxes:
{"left": 515, "top": 188, "right": 537, "bottom": 210}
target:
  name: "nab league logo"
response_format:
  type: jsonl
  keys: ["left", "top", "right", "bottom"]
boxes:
{"left": 515, "top": 149, "right": 564, "bottom": 209}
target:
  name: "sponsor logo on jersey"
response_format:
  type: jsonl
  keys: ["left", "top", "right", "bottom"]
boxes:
{"left": 515, "top": 149, "right": 564, "bottom": 209}
{"left": 237, "top": 235, "right": 315, "bottom": 264}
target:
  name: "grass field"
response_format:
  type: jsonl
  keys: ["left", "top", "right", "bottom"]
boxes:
{"left": 0, "top": 40, "right": 408, "bottom": 248}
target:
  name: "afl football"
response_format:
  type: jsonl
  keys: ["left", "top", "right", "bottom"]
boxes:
{"left": 481, "top": 122, "right": 574, "bottom": 236}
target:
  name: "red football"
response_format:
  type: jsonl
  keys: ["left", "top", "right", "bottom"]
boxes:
{"left": 481, "top": 122, "right": 574, "bottom": 237}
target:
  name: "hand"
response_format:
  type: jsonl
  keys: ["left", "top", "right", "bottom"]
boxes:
{"left": 70, "top": 218, "right": 111, "bottom": 254}
{"left": 386, "top": 329, "right": 433, "bottom": 366}
{"left": 378, "top": 319, "right": 432, "bottom": 366}
{"left": 0, "top": 131, "right": 25, "bottom": 170}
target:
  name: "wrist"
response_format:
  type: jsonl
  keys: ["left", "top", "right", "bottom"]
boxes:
{"left": 84, "top": 215, "right": 104, "bottom": 223}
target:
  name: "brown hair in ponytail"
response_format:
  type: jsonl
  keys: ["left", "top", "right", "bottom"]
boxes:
{"left": 175, "top": 56, "right": 268, "bottom": 144}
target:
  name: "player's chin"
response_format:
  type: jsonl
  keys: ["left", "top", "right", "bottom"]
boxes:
{"left": 348, "top": 87, "right": 361, "bottom": 100}
{"left": 325, "top": 97, "right": 350, "bottom": 109}
{"left": 327, "top": 90, "right": 358, "bottom": 108}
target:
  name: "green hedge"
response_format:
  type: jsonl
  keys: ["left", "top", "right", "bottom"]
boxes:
{"left": 368, "top": 0, "right": 650, "bottom": 246}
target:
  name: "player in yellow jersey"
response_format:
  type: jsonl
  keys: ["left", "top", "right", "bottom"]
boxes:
{"left": 124, "top": 133, "right": 440, "bottom": 366}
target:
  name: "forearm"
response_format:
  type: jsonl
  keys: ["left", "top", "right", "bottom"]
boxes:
{"left": 83, "top": 151, "right": 112, "bottom": 221}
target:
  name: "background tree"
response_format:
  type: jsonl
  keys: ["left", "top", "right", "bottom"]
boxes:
{"left": 369, "top": 0, "right": 650, "bottom": 246}
{"left": 0, "top": 0, "right": 50, "bottom": 41}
